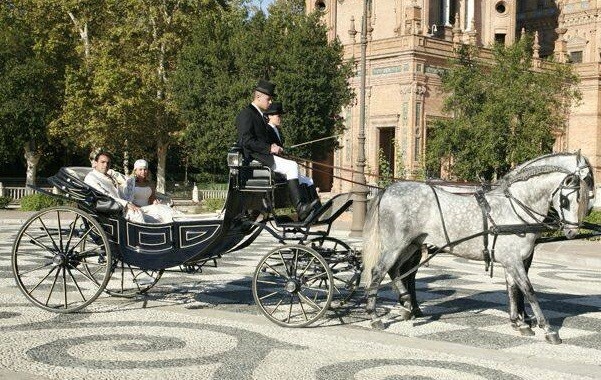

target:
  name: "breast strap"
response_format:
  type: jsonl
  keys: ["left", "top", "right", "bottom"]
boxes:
{"left": 474, "top": 190, "right": 498, "bottom": 277}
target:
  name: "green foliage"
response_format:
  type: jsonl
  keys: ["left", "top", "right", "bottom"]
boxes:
{"left": 0, "top": 196, "right": 12, "bottom": 209}
{"left": 377, "top": 148, "right": 394, "bottom": 188}
{"left": 426, "top": 38, "right": 581, "bottom": 181}
{"left": 20, "top": 193, "right": 64, "bottom": 211}
{"left": 0, "top": 0, "right": 73, "bottom": 165}
{"left": 201, "top": 197, "right": 225, "bottom": 212}
{"left": 172, "top": 0, "right": 354, "bottom": 175}
{"left": 584, "top": 209, "right": 601, "bottom": 225}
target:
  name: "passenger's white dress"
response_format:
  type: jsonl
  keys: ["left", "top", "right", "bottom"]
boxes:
{"left": 131, "top": 185, "right": 179, "bottom": 224}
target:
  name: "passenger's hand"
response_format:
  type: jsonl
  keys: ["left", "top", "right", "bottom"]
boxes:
{"left": 127, "top": 202, "right": 140, "bottom": 212}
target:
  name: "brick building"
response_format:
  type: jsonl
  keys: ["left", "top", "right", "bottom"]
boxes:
{"left": 304, "top": 0, "right": 601, "bottom": 192}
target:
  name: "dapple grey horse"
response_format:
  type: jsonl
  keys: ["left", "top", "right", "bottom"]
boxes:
{"left": 362, "top": 152, "right": 593, "bottom": 344}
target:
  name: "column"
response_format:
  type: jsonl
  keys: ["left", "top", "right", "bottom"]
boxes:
{"left": 443, "top": 0, "right": 451, "bottom": 26}
{"left": 466, "top": 0, "right": 474, "bottom": 31}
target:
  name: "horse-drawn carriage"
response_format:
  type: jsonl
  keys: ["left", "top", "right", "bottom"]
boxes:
{"left": 10, "top": 150, "right": 601, "bottom": 343}
{"left": 11, "top": 146, "right": 359, "bottom": 327}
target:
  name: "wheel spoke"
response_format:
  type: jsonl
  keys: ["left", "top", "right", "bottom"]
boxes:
{"left": 298, "top": 291, "right": 323, "bottom": 310}
{"left": 66, "top": 267, "right": 87, "bottom": 302}
{"left": 262, "top": 261, "right": 288, "bottom": 280}
{"left": 56, "top": 211, "right": 64, "bottom": 252}
{"left": 258, "top": 290, "right": 280, "bottom": 301}
{"left": 287, "top": 296, "right": 293, "bottom": 323}
{"left": 69, "top": 226, "right": 96, "bottom": 251}
{"left": 23, "top": 231, "right": 56, "bottom": 254}
{"left": 73, "top": 266, "right": 103, "bottom": 288}
{"left": 27, "top": 266, "right": 57, "bottom": 294}
{"left": 38, "top": 218, "right": 60, "bottom": 253}
{"left": 295, "top": 293, "right": 309, "bottom": 321}
{"left": 304, "top": 271, "right": 328, "bottom": 283}
{"left": 278, "top": 250, "right": 291, "bottom": 277}
{"left": 62, "top": 267, "right": 68, "bottom": 308}
{"left": 297, "top": 257, "right": 316, "bottom": 279}
{"left": 268, "top": 297, "right": 286, "bottom": 316}
{"left": 63, "top": 215, "right": 80, "bottom": 253}
{"left": 44, "top": 269, "right": 61, "bottom": 306}
{"left": 19, "top": 261, "right": 54, "bottom": 276}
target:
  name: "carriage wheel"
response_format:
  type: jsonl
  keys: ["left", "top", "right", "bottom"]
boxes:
{"left": 310, "top": 236, "right": 362, "bottom": 305}
{"left": 104, "top": 261, "right": 163, "bottom": 298}
{"left": 11, "top": 206, "right": 112, "bottom": 313}
{"left": 80, "top": 241, "right": 163, "bottom": 298}
{"left": 252, "top": 244, "right": 334, "bottom": 327}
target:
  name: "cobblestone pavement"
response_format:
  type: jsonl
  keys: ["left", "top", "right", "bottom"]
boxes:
{"left": 0, "top": 221, "right": 600, "bottom": 379}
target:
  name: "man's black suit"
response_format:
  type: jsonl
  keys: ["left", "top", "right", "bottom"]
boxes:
{"left": 235, "top": 104, "right": 280, "bottom": 167}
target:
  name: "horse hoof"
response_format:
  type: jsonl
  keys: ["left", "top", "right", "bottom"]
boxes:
{"left": 519, "top": 326, "right": 535, "bottom": 336}
{"left": 370, "top": 319, "right": 385, "bottom": 330}
{"left": 545, "top": 332, "right": 562, "bottom": 345}
{"left": 412, "top": 308, "right": 424, "bottom": 318}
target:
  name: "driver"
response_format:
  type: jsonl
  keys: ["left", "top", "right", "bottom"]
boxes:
{"left": 235, "top": 79, "right": 319, "bottom": 220}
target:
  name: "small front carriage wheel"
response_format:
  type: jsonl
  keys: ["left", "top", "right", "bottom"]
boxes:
{"left": 252, "top": 244, "right": 334, "bottom": 327}
{"left": 11, "top": 206, "right": 113, "bottom": 313}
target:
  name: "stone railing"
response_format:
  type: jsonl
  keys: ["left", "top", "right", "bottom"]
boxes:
{"left": 0, "top": 183, "right": 53, "bottom": 201}
{"left": 0, "top": 182, "right": 228, "bottom": 204}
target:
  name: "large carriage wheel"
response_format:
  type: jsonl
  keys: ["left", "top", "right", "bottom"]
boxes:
{"left": 310, "top": 236, "right": 362, "bottom": 305}
{"left": 11, "top": 206, "right": 112, "bottom": 312}
{"left": 252, "top": 244, "right": 334, "bottom": 327}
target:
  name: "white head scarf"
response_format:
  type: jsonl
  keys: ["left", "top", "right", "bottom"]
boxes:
{"left": 134, "top": 159, "right": 148, "bottom": 169}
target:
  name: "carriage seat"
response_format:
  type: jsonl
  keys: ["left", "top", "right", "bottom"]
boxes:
{"left": 228, "top": 146, "right": 287, "bottom": 190}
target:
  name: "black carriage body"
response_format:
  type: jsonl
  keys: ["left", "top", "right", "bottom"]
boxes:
{"left": 45, "top": 154, "right": 291, "bottom": 270}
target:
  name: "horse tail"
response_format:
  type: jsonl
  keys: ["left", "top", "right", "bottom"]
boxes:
{"left": 361, "top": 189, "right": 385, "bottom": 286}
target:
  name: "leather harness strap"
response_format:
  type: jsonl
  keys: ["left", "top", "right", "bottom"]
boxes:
{"left": 474, "top": 190, "right": 498, "bottom": 277}
{"left": 429, "top": 185, "right": 452, "bottom": 252}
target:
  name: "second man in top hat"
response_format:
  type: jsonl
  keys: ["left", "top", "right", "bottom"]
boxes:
{"left": 235, "top": 79, "right": 319, "bottom": 220}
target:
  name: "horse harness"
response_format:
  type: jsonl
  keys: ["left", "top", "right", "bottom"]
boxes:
{"left": 432, "top": 169, "right": 586, "bottom": 279}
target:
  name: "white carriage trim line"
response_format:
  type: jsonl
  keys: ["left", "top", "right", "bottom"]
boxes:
{"left": 179, "top": 224, "right": 221, "bottom": 249}
{"left": 126, "top": 222, "right": 174, "bottom": 252}
{"left": 138, "top": 231, "right": 168, "bottom": 246}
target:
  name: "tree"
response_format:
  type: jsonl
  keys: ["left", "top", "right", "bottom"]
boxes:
{"left": 172, "top": 0, "right": 353, "bottom": 176}
{"left": 426, "top": 37, "right": 581, "bottom": 181}
{"left": 52, "top": 0, "right": 222, "bottom": 191}
{"left": 0, "top": 1, "right": 74, "bottom": 185}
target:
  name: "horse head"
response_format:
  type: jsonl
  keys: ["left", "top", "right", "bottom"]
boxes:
{"left": 501, "top": 152, "right": 594, "bottom": 238}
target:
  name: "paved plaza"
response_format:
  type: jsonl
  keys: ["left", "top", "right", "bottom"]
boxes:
{"left": 0, "top": 212, "right": 600, "bottom": 379}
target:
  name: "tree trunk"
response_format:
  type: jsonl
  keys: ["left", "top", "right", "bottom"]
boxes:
{"left": 156, "top": 139, "right": 168, "bottom": 193}
{"left": 24, "top": 142, "right": 41, "bottom": 188}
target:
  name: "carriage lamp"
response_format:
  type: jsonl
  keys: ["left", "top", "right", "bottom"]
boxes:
{"left": 227, "top": 151, "right": 243, "bottom": 168}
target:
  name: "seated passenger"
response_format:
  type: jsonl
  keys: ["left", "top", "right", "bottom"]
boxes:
{"left": 84, "top": 151, "right": 145, "bottom": 223}
{"left": 125, "top": 159, "right": 180, "bottom": 223}
{"left": 235, "top": 79, "right": 319, "bottom": 220}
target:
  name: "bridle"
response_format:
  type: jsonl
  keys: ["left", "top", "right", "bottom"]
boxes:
{"left": 552, "top": 172, "right": 586, "bottom": 226}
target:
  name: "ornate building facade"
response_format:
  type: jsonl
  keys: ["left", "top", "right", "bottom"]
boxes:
{"left": 305, "top": 0, "right": 601, "bottom": 191}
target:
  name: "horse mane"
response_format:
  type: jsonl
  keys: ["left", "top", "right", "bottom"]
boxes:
{"left": 497, "top": 165, "right": 572, "bottom": 191}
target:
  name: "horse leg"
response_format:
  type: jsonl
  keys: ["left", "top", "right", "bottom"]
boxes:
{"left": 388, "top": 247, "right": 422, "bottom": 320}
{"left": 365, "top": 274, "right": 386, "bottom": 330}
{"left": 504, "top": 262, "right": 562, "bottom": 344}
{"left": 506, "top": 272, "right": 534, "bottom": 336}
{"left": 365, "top": 250, "right": 395, "bottom": 330}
